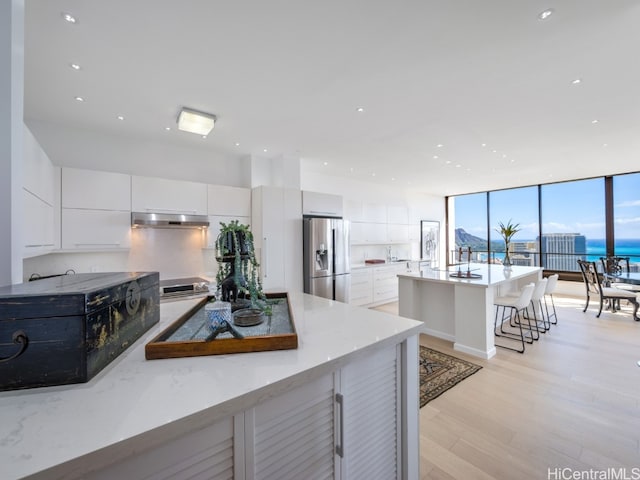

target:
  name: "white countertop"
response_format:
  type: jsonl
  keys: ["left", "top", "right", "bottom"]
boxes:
{"left": 0, "top": 291, "right": 421, "bottom": 480}
{"left": 398, "top": 263, "right": 542, "bottom": 287}
{"left": 351, "top": 259, "right": 420, "bottom": 269}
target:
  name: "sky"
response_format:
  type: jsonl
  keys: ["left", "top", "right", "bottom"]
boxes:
{"left": 454, "top": 173, "right": 640, "bottom": 241}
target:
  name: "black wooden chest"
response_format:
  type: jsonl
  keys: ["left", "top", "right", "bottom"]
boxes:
{"left": 0, "top": 272, "right": 159, "bottom": 391}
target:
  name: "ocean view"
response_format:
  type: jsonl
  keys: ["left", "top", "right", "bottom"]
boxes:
{"left": 585, "top": 239, "right": 640, "bottom": 261}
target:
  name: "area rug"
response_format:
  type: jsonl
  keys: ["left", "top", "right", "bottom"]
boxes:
{"left": 419, "top": 346, "right": 482, "bottom": 407}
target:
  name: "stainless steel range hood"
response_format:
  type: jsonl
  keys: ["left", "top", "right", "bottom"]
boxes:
{"left": 131, "top": 212, "right": 210, "bottom": 229}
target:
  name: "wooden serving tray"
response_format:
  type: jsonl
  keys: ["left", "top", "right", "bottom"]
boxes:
{"left": 145, "top": 292, "right": 297, "bottom": 360}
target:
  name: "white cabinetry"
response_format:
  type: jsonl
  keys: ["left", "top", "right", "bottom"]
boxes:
{"left": 23, "top": 189, "right": 55, "bottom": 255}
{"left": 344, "top": 199, "right": 364, "bottom": 222}
{"left": 252, "top": 186, "right": 302, "bottom": 292}
{"left": 61, "top": 168, "right": 132, "bottom": 250}
{"left": 350, "top": 268, "right": 373, "bottom": 306}
{"left": 132, "top": 175, "right": 207, "bottom": 215}
{"left": 362, "top": 202, "right": 387, "bottom": 223}
{"left": 89, "top": 417, "right": 237, "bottom": 480}
{"left": 302, "top": 190, "right": 343, "bottom": 217}
{"left": 387, "top": 205, "right": 409, "bottom": 224}
{"left": 208, "top": 185, "right": 251, "bottom": 217}
{"left": 387, "top": 224, "right": 409, "bottom": 244}
{"left": 23, "top": 126, "right": 57, "bottom": 257}
{"left": 373, "top": 264, "right": 405, "bottom": 304}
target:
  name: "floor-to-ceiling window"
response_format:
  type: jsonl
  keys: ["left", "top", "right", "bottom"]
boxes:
{"left": 447, "top": 172, "right": 639, "bottom": 273}
{"left": 613, "top": 172, "right": 640, "bottom": 270}
{"left": 489, "top": 186, "right": 539, "bottom": 267}
{"left": 540, "top": 178, "right": 605, "bottom": 272}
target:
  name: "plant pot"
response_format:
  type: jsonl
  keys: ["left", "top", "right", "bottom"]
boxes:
{"left": 233, "top": 308, "right": 264, "bottom": 327}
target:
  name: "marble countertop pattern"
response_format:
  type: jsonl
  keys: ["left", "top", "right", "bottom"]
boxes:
{"left": 0, "top": 291, "right": 422, "bottom": 480}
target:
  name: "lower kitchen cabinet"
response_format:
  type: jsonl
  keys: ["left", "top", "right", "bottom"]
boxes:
{"left": 373, "top": 264, "right": 406, "bottom": 304}
{"left": 62, "top": 209, "right": 131, "bottom": 250}
{"left": 81, "top": 344, "right": 408, "bottom": 480}
{"left": 350, "top": 268, "right": 373, "bottom": 306}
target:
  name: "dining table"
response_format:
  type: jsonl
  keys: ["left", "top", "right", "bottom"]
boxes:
{"left": 606, "top": 272, "right": 640, "bottom": 285}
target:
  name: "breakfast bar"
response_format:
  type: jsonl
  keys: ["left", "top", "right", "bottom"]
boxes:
{"left": 398, "top": 264, "right": 542, "bottom": 359}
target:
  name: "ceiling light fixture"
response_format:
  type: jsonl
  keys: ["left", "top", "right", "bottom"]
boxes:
{"left": 263, "top": 149, "right": 268, "bottom": 153}
{"left": 235, "top": 142, "right": 240, "bottom": 146}
{"left": 165, "top": 127, "right": 171, "bottom": 131}
{"left": 592, "top": 119, "right": 599, "bottom": 124}
{"left": 571, "top": 78, "right": 582, "bottom": 85}
{"left": 70, "top": 63, "right": 81, "bottom": 70}
{"left": 436, "top": 144, "right": 444, "bottom": 148}
{"left": 62, "top": 12, "right": 77, "bottom": 24}
{"left": 177, "top": 107, "right": 216, "bottom": 136}
{"left": 117, "top": 115, "right": 124, "bottom": 121}
{"left": 74, "top": 96, "right": 84, "bottom": 102}
{"left": 538, "top": 9, "right": 554, "bottom": 20}
{"left": 323, "top": 162, "right": 328, "bottom": 166}
{"left": 356, "top": 107, "right": 364, "bottom": 112}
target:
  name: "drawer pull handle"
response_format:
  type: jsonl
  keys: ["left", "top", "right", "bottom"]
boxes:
{"left": 0, "top": 330, "right": 28, "bottom": 364}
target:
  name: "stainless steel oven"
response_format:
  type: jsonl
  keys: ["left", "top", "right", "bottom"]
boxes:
{"left": 159, "top": 277, "right": 210, "bottom": 301}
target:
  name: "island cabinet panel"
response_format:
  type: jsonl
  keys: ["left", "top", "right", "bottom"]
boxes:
{"left": 89, "top": 417, "right": 237, "bottom": 480}
{"left": 246, "top": 373, "right": 335, "bottom": 480}
{"left": 0, "top": 272, "right": 159, "bottom": 391}
{"left": 338, "top": 344, "right": 400, "bottom": 480}
{"left": 132, "top": 175, "right": 207, "bottom": 215}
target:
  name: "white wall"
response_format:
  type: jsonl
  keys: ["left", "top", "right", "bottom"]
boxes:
{"left": 23, "top": 229, "right": 218, "bottom": 281}
{"left": 26, "top": 119, "right": 252, "bottom": 187}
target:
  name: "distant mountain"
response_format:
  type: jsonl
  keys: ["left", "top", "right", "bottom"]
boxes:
{"left": 455, "top": 228, "right": 486, "bottom": 248}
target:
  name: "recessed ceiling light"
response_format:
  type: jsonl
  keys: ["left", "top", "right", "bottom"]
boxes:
{"left": 603, "top": 143, "right": 608, "bottom": 148}
{"left": 61, "top": 12, "right": 77, "bottom": 24}
{"left": 433, "top": 155, "right": 439, "bottom": 159}
{"left": 350, "top": 168, "right": 354, "bottom": 173}
{"left": 481, "top": 143, "right": 487, "bottom": 147}
{"left": 165, "top": 127, "right": 171, "bottom": 131}
{"left": 356, "top": 107, "right": 364, "bottom": 112}
{"left": 391, "top": 177, "right": 396, "bottom": 181}
{"left": 492, "top": 150, "right": 497, "bottom": 153}
{"left": 235, "top": 142, "right": 240, "bottom": 146}
{"left": 538, "top": 9, "right": 554, "bottom": 20}
{"left": 502, "top": 154, "right": 507, "bottom": 158}
{"left": 510, "top": 159, "right": 516, "bottom": 163}
{"left": 591, "top": 119, "right": 599, "bottom": 124}
{"left": 455, "top": 164, "right": 462, "bottom": 168}
{"left": 445, "top": 160, "right": 452, "bottom": 164}
{"left": 371, "top": 172, "right": 376, "bottom": 177}
{"left": 323, "top": 162, "right": 328, "bottom": 166}
{"left": 117, "top": 115, "right": 124, "bottom": 121}
{"left": 263, "top": 149, "right": 268, "bottom": 153}
{"left": 74, "top": 96, "right": 84, "bottom": 102}
{"left": 571, "top": 78, "right": 582, "bottom": 85}
{"left": 202, "top": 135, "right": 207, "bottom": 139}
{"left": 69, "top": 63, "right": 81, "bottom": 70}
{"left": 436, "top": 144, "right": 444, "bottom": 148}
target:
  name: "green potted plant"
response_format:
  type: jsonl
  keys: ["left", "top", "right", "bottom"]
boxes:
{"left": 496, "top": 219, "right": 520, "bottom": 268}
{"left": 215, "top": 220, "right": 265, "bottom": 313}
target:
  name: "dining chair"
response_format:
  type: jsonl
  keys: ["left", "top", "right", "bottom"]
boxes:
{"left": 494, "top": 283, "right": 536, "bottom": 353}
{"left": 544, "top": 273, "right": 559, "bottom": 326}
{"left": 577, "top": 260, "right": 640, "bottom": 320}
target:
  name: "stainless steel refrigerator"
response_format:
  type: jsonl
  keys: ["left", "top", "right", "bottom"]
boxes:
{"left": 303, "top": 217, "right": 350, "bottom": 302}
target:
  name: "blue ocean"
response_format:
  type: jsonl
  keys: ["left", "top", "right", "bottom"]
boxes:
{"left": 586, "top": 239, "right": 640, "bottom": 261}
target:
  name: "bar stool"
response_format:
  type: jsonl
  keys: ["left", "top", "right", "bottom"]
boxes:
{"left": 525, "top": 278, "right": 549, "bottom": 335}
{"left": 494, "top": 283, "right": 535, "bottom": 353}
{"left": 544, "top": 274, "right": 559, "bottom": 326}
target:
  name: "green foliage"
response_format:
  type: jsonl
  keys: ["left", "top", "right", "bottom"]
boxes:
{"left": 496, "top": 219, "right": 521, "bottom": 244}
{"left": 215, "top": 220, "right": 266, "bottom": 309}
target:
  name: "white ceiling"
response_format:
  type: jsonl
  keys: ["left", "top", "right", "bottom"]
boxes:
{"left": 23, "top": 0, "right": 640, "bottom": 196}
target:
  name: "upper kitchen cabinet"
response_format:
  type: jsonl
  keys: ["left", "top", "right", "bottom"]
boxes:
{"left": 62, "top": 168, "right": 131, "bottom": 211}
{"left": 23, "top": 126, "right": 58, "bottom": 257}
{"left": 132, "top": 176, "right": 207, "bottom": 215}
{"left": 302, "top": 191, "right": 343, "bottom": 218}
{"left": 387, "top": 205, "right": 409, "bottom": 224}
{"left": 344, "top": 199, "right": 364, "bottom": 222}
{"left": 208, "top": 185, "right": 251, "bottom": 217}
{"left": 362, "top": 202, "right": 388, "bottom": 224}
{"left": 23, "top": 126, "right": 56, "bottom": 206}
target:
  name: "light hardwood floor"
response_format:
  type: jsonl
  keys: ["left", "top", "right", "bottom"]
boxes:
{"left": 374, "top": 295, "right": 640, "bottom": 479}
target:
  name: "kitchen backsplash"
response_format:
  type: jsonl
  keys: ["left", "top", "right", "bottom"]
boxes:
{"left": 23, "top": 228, "right": 218, "bottom": 282}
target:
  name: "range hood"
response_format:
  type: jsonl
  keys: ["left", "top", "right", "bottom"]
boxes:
{"left": 131, "top": 212, "right": 210, "bottom": 229}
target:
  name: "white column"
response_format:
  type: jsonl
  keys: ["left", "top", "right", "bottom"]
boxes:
{"left": 0, "top": 0, "right": 25, "bottom": 285}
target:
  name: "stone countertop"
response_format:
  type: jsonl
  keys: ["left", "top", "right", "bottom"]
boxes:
{"left": 398, "top": 263, "right": 542, "bottom": 287}
{"left": 351, "top": 259, "right": 422, "bottom": 269}
{"left": 0, "top": 292, "right": 422, "bottom": 480}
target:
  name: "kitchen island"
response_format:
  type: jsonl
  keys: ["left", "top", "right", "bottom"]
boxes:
{"left": 0, "top": 292, "right": 422, "bottom": 480}
{"left": 399, "top": 264, "right": 542, "bottom": 359}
